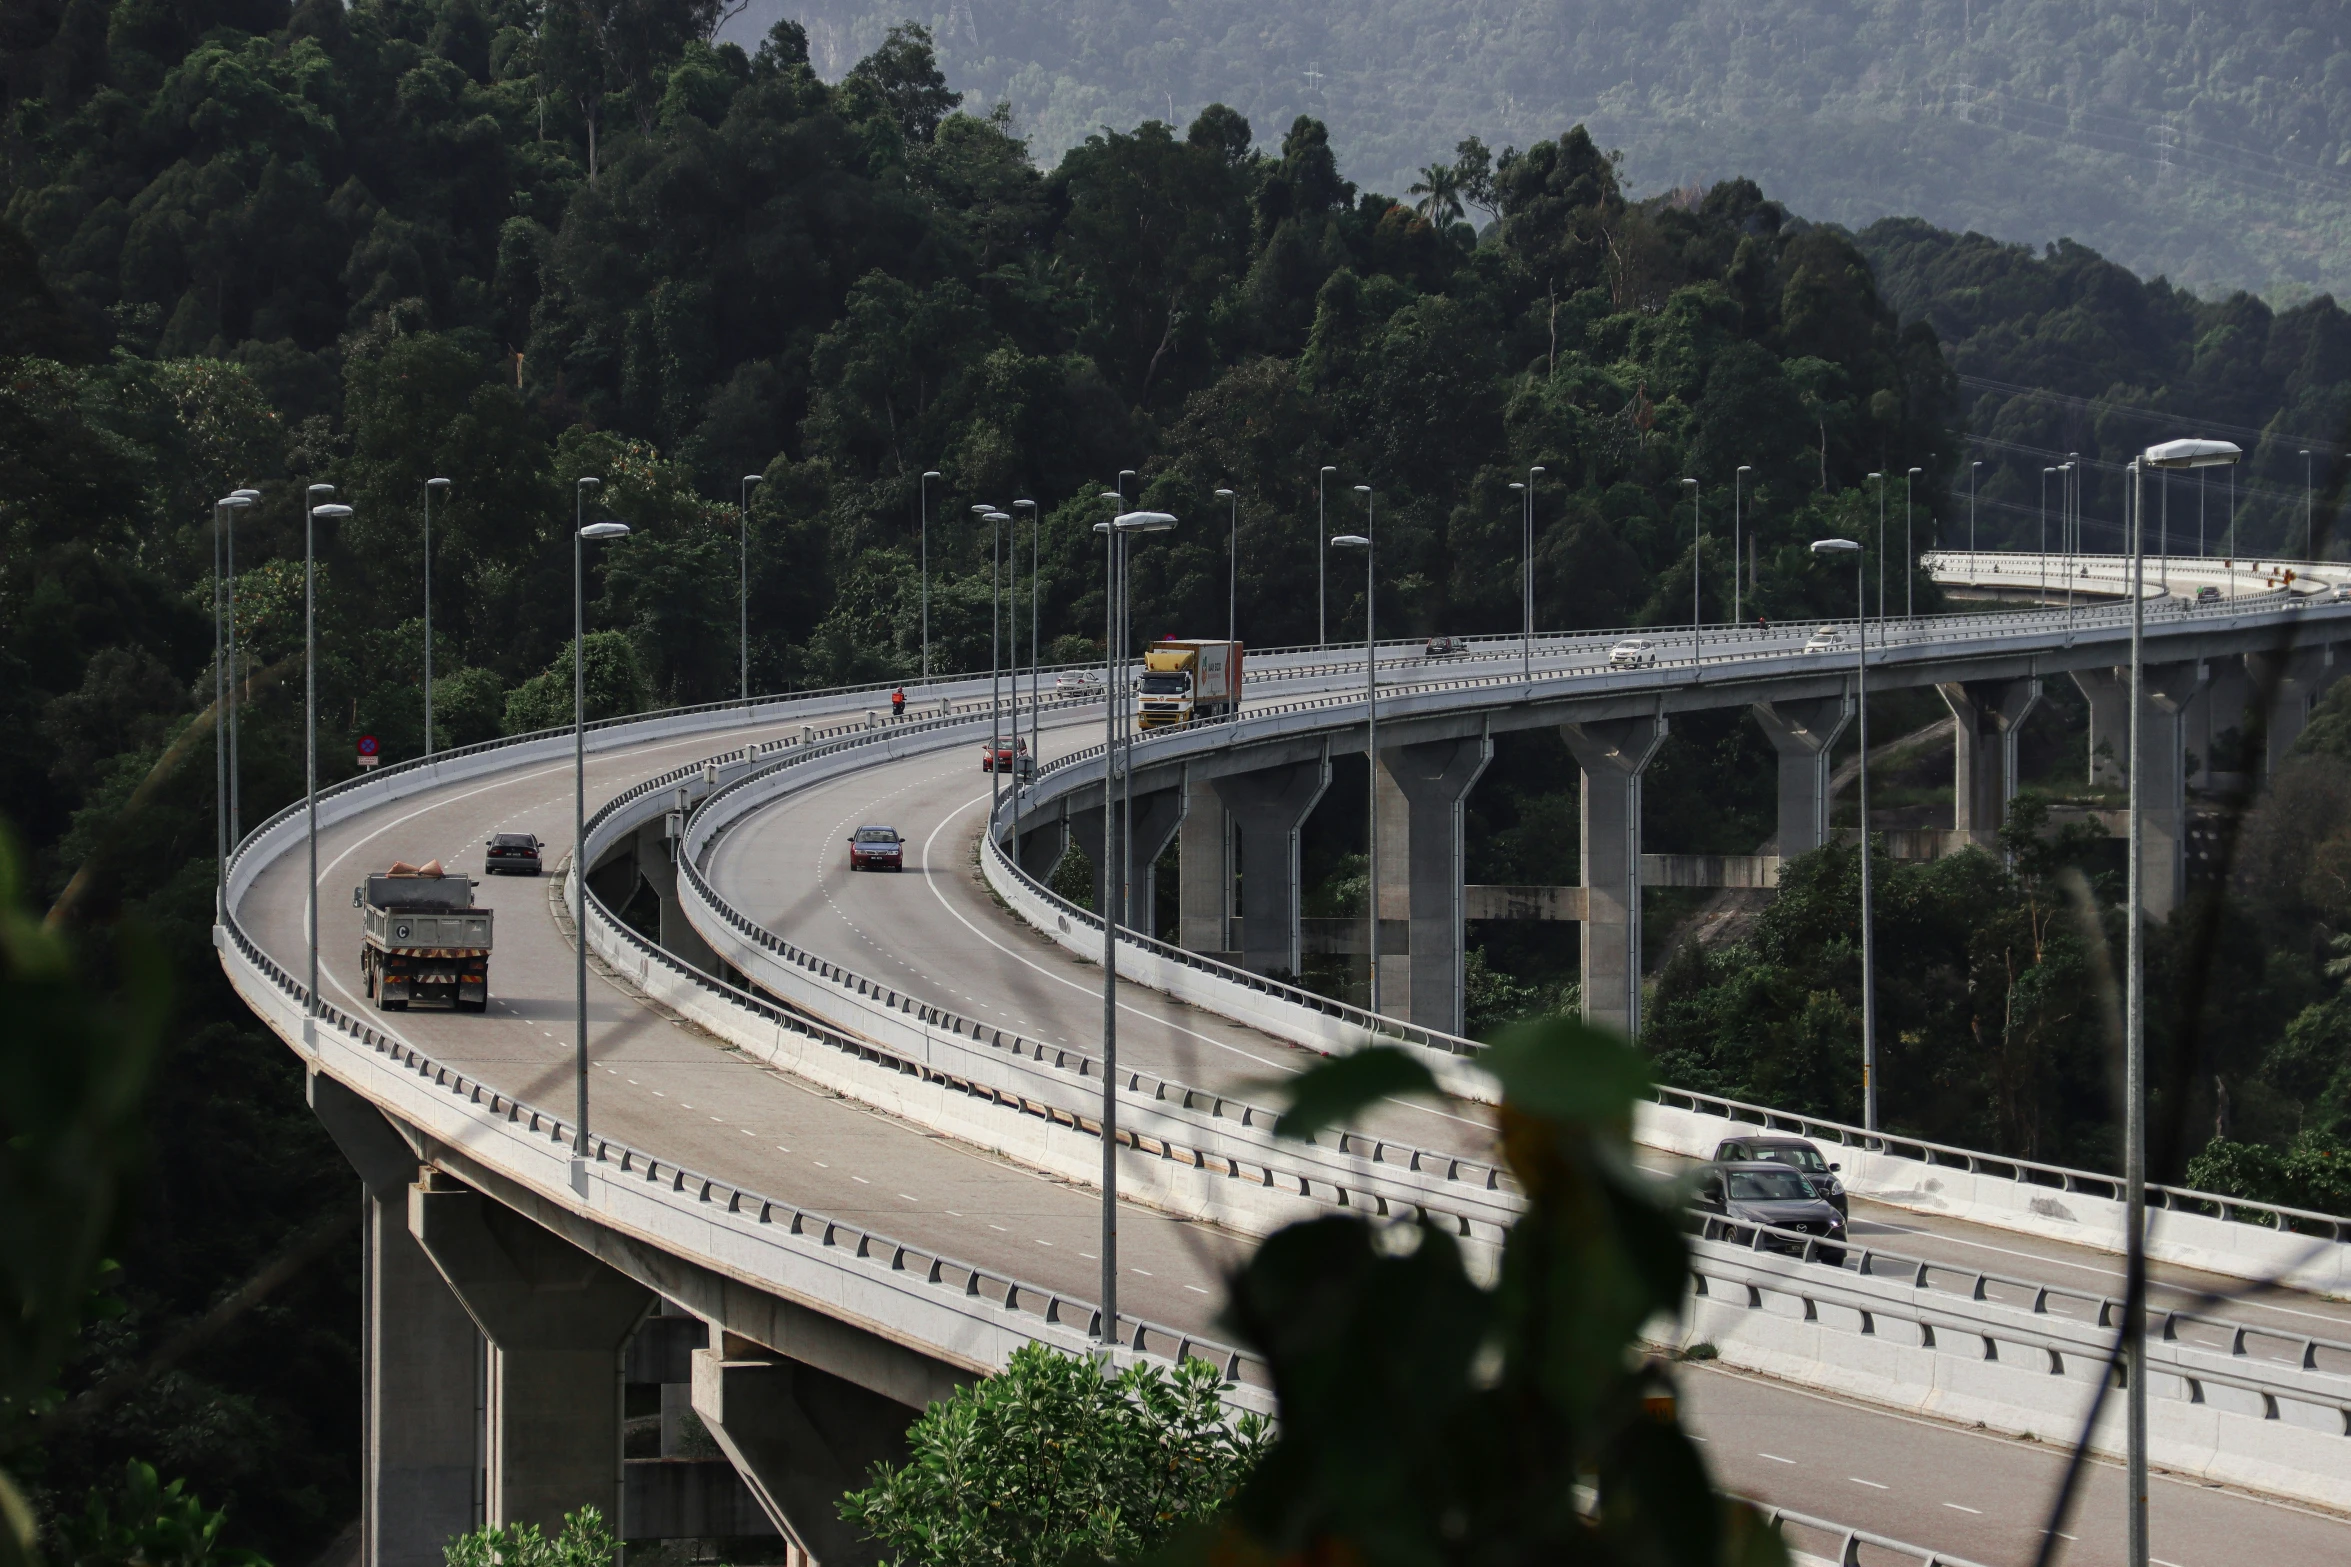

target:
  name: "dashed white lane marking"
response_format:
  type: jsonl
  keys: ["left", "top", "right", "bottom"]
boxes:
{"left": 1941, "top": 1502, "right": 1980, "bottom": 1514}
{"left": 1758, "top": 1453, "right": 1796, "bottom": 1465}
{"left": 1848, "top": 1478, "right": 1887, "bottom": 1489}
{"left": 1184, "top": 1285, "right": 1211, "bottom": 1294}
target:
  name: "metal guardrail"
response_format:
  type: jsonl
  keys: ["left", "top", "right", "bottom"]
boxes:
{"left": 1748, "top": 1501, "right": 1995, "bottom": 1567}
{"left": 214, "top": 896, "right": 1270, "bottom": 1389}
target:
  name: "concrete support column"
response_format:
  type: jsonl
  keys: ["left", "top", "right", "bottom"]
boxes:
{"left": 2245, "top": 646, "right": 2342, "bottom": 772}
{"left": 1375, "top": 734, "right": 1494, "bottom": 1034}
{"left": 1559, "top": 714, "right": 1668, "bottom": 1038}
{"left": 1176, "top": 772, "right": 1229, "bottom": 955}
{"left": 1937, "top": 678, "right": 2042, "bottom": 840}
{"left": 1373, "top": 764, "right": 1409, "bottom": 1013}
{"left": 691, "top": 1338, "right": 916, "bottom": 1567}
{"left": 2140, "top": 661, "right": 2204, "bottom": 919}
{"left": 1748, "top": 695, "right": 1852, "bottom": 856}
{"left": 634, "top": 819, "right": 719, "bottom": 975}
{"left": 1016, "top": 811, "right": 1066, "bottom": 882}
{"left": 1065, "top": 787, "right": 1184, "bottom": 934}
{"left": 2073, "top": 669, "right": 2130, "bottom": 789}
{"left": 1211, "top": 752, "right": 1331, "bottom": 979}
{"left": 309, "top": 1074, "right": 480, "bottom": 1567}
{"left": 408, "top": 1174, "right": 653, "bottom": 1534}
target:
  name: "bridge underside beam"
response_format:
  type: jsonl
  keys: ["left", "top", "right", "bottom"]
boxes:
{"left": 692, "top": 1340, "right": 916, "bottom": 1567}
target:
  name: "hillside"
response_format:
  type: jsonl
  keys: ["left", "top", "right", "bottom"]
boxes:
{"left": 737, "top": 0, "right": 2351, "bottom": 301}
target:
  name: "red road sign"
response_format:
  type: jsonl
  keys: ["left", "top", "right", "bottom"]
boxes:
{"left": 357, "top": 734, "right": 380, "bottom": 756}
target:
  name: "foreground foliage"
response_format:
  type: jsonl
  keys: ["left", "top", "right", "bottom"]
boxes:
{"left": 843, "top": 1346, "right": 1264, "bottom": 1567}
{"left": 441, "top": 1507, "right": 613, "bottom": 1567}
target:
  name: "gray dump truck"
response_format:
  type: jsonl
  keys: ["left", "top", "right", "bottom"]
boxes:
{"left": 354, "top": 862, "right": 493, "bottom": 1011}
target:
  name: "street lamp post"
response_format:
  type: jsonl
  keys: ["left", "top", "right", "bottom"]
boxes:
{"left": 1015, "top": 499, "right": 1039, "bottom": 800}
{"left": 1684, "top": 477, "right": 1701, "bottom": 663}
{"left": 573, "top": 500, "right": 630, "bottom": 1154}
{"left": 980, "top": 508, "right": 1007, "bottom": 822}
{"left": 1811, "top": 537, "right": 1871, "bottom": 1131}
{"left": 2304, "top": 449, "right": 2314, "bottom": 560}
{"left": 1869, "top": 473, "right": 1885, "bottom": 622}
{"left": 1733, "top": 465, "right": 1751, "bottom": 623}
{"left": 1969, "top": 460, "right": 1980, "bottom": 556}
{"left": 1524, "top": 466, "right": 1546, "bottom": 678}
{"left": 213, "top": 492, "right": 253, "bottom": 918}
{"left": 1216, "top": 488, "right": 1238, "bottom": 644}
{"left": 1318, "top": 466, "right": 1336, "bottom": 647}
{"left": 920, "top": 470, "right": 941, "bottom": 688}
{"left": 304, "top": 485, "right": 351, "bottom": 1052}
{"left": 226, "top": 488, "right": 257, "bottom": 842}
{"left": 2131, "top": 437, "right": 2241, "bottom": 1567}
{"left": 1342, "top": 483, "right": 1379, "bottom": 1011}
{"left": 2042, "top": 467, "right": 2056, "bottom": 602}
{"left": 423, "top": 477, "right": 450, "bottom": 756}
{"left": 1906, "top": 468, "right": 1922, "bottom": 617}
{"left": 739, "top": 473, "right": 762, "bottom": 705}
{"left": 1092, "top": 506, "right": 1177, "bottom": 1346}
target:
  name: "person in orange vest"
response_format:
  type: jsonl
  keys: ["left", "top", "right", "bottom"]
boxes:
{"left": 890, "top": 687, "right": 906, "bottom": 717}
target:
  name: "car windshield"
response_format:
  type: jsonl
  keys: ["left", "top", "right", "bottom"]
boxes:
{"left": 854, "top": 827, "right": 897, "bottom": 843}
{"left": 1138, "top": 673, "right": 1189, "bottom": 694}
{"left": 1727, "top": 1169, "right": 1815, "bottom": 1202}
{"left": 493, "top": 834, "right": 534, "bottom": 847}
{"left": 1754, "top": 1144, "right": 1829, "bottom": 1173}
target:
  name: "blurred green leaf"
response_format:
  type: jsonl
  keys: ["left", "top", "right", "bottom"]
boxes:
{"left": 1479, "top": 1014, "right": 1652, "bottom": 1127}
{"left": 1270, "top": 1047, "right": 1445, "bottom": 1142}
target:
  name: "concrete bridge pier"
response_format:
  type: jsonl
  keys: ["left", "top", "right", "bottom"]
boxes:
{"left": 2074, "top": 669, "right": 2130, "bottom": 790}
{"left": 1211, "top": 752, "right": 1332, "bottom": 978}
{"left": 1016, "top": 811, "right": 1067, "bottom": 882}
{"left": 691, "top": 1339, "right": 917, "bottom": 1566}
{"left": 2139, "top": 661, "right": 2205, "bottom": 917}
{"left": 2244, "top": 645, "right": 2342, "bottom": 771}
{"left": 633, "top": 817, "right": 721, "bottom": 975}
{"left": 1560, "top": 714, "right": 1668, "bottom": 1038}
{"left": 408, "top": 1173, "right": 654, "bottom": 1535}
{"left": 1374, "top": 734, "right": 1493, "bottom": 1033}
{"left": 1067, "top": 785, "right": 1185, "bottom": 934}
{"left": 1176, "top": 773, "right": 1229, "bottom": 955}
{"left": 308, "top": 1074, "right": 481, "bottom": 1567}
{"left": 1938, "top": 678, "right": 2041, "bottom": 841}
{"left": 1749, "top": 695, "right": 1852, "bottom": 856}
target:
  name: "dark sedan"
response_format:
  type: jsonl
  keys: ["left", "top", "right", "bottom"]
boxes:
{"left": 484, "top": 832, "right": 542, "bottom": 875}
{"left": 1694, "top": 1161, "right": 1847, "bottom": 1264}
{"left": 1711, "top": 1134, "right": 1847, "bottom": 1216}
{"left": 848, "top": 825, "right": 905, "bottom": 871}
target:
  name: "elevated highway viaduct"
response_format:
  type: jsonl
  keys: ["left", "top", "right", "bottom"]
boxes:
{"left": 223, "top": 557, "right": 2351, "bottom": 1567}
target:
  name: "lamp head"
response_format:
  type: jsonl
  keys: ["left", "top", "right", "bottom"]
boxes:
{"left": 1331, "top": 534, "right": 1370, "bottom": 549}
{"left": 1120, "top": 469, "right": 1137, "bottom": 480}
{"left": 1098, "top": 491, "right": 1122, "bottom": 501}
{"left": 308, "top": 483, "right": 336, "bottom": 498}
{"left": 1215, "top": 488, "right": 1234, "bottom": 499}
{"left": 1014, "top": 498, "right": 1037, "bottom": 511}
{"left": 972, "top": 504, "right": 991, "bottom": 515}
{"left": 577, "top": 476, "right": 601, "bottom": 490}
{"left": 1508, "top": 482, "right": 1525, "bottom": 492}
{"left": 218, "top": 494, "right": 252, "bottom": 509}
{"left": 1810, "top": 538, "right": 1861, "bottom": 556}
{"left": 1971, "top": 460, "right": 1982, "bottom": 469}
{"left": 1112, "top": 510, "right": 1176, "bottom": 533}
{"left": 1683, "top": 477, "right": 1699, "bottom": 488}
{"left": 743, "top": 474, "right": 764, "bottom": 486}
{"left": 312, "top": 503, "right": 353, "bottom": 520}
{"left": 983, "top": 510, "right": 1010, "bottom": 523}
{"left": 1320, "top": 465, "right": 1337, "bottom": 476}
{"left": 923, "top": 470, "right": 941, "bottom": 480}
{"left": 2146, "top": 438, "right": 2244, "bottom": 470}
{"left": 1352, "top": 485, "right": 1371, "bottom": 496}
{"left": 1868, "top": 472, "right": 1882, "bottom": 481}
{"left": 580, "top": 521, "right": 631, "bottom": 540}
{"left": 1908, "top": 466, "right": 1922, "bottom": 476}
{"left": 1737, "top": 465, "right": 1752, "bottom": 475}
{"left": 427, "top": 476, "right": 452, "bottom": 491}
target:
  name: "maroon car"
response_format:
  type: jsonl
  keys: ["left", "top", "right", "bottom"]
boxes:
{"left": 847, "top": 824, "right": 904, "bottom": 871}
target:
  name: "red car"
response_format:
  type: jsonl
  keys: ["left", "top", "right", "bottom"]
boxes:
{"left": 847, "top": 825, "right": 904, "bottom": 871}
{"left": 980, "top": 739, "right": 1035, "bottom": 778}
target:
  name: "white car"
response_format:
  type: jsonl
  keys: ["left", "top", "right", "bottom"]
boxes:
{"left": 1053, "top": 670, "right": 1105, "bottom": 691}
{"left": 2333, "top": 583, "right": 2351, "bottom": 602}
{"left": 1606, "top": 638, "right": 1657, "bottom": 669}
{"left": 1803, "top": 625, "right": 1846, "bottom": 653}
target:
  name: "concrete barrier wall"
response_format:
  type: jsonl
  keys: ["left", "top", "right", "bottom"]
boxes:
{"left": 1636, "top": 1099, "right": 2351, "bottom": 1300}
{"left": 1663, "top": 1239, "right": 2351, "bottom": 1512}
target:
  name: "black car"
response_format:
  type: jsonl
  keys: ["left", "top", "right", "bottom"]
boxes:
{"left": 1694, "top": 1161, "right": 1847, "bottom": 1264}
{"left": 848, "top": 824, "right": 905, "bottom": 871}
{"left": 1712, "top": 1134, "right": 1847, "bottom": 1216}
{"left": 484, "top": 832, "right": 543, "bottom": 875}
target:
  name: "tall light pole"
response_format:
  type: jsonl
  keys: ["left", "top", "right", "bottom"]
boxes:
{"left": 1812, "top": 536, "right": 1871, "bottom": 1130}
{"left": 212, "top": 496, "right": 238, "bottom": 919}
{"left": 919, "top": 470, "right": 941, "bottom": 688}
{"left": 1342, "top": 484, "right": 1379, "bottom": 1012}
{"left": 2131, "top": 437, "right": 2240, "bottom": 1567}
{"left": 423, "top": 477, "right": 451, "bottom": 756}
{"left": 573, "top": 489, "right": 628, "bottom": 1155}
{"left": 1524, "top": 465, "right": 1546, "bottom": 676}
{"left": 226, "top": 488, "right": 257, "bottom": 842}
{"left": 2042, "top": 467, "right": 2056, "bottom": 603}
{"left": 1869, "top": 473, "right": 1885, "bottom": 622}
{"left": 1318, "top": 466, "right": 1337, "bottom": 648}
{"left": 1683, "top": 477, "right": 1701, "bottom": 664}
{"left": 1904, "top": 467, "right": 1922, "bottom": 617}
{"left": 304, "top": 485, "right": 351, "bottom": 1052}
{"left": 2304, "top": 449, "right": 2314, "bottom": 560}
{"left": 1092, "top": 506, "right": 1177, "bottom": 1346}
{"left": 739, "top": 473, "right": 762, "bottom": 705}
{"left": 1216, "top": 488, "right": 1238, "bottom": 644}
{"left": 1969, "top": 460, "right": 1980, "bottom": 556}
{"left": 1015, "top": 499, "right": 1039, "bottom": 799}
{"left": 1733, "top": 465, "right": 1751, "bottom": 623}
{"left": 981, "top": 507, "right": 1007, "bottom": 823}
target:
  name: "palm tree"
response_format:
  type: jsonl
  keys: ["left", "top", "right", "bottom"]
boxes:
{"left": 1407, "top": 164, "right": 1464, "bottom": 226}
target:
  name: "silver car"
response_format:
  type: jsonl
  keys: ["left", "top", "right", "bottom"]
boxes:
{"left": 1607, "top": 638, "right": 1657, "bottom": 669}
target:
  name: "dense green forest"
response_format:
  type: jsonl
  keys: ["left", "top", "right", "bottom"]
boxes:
{"left": 767, "top": 0, "right": 2351, "bottom": 301}
{"left": 6, "top": 0, "right": 2351, "bottom": 1555}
